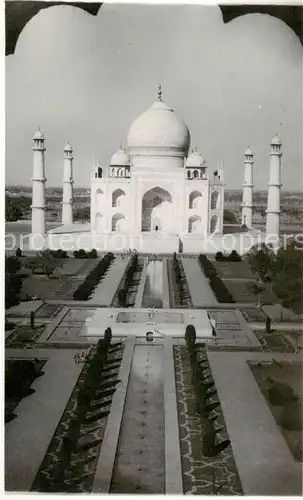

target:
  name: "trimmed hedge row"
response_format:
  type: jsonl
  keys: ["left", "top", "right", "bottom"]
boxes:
{"left": 184, "top": 325, "right": 230, "bottom": 458}
{"left": 73, "top": 252, "right": 114, "bottom": 300}
{"left": 118, "top": 253, "right": 138, "bottom": 307}
{"left": 198, "top": 254, "right": 235, "bottom": 303}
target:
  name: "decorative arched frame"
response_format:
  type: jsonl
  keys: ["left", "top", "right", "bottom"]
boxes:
{"left": 112, "top": 188, "right": 126, "bottom": 208}
{"left": 6, "top": 5, "right": 302, "bottom": 57}
{"left": 188, "top": 215, "right": 201, "bottom": 233}
{"left": 95, "top": 188, "right": 103, "bottom": 207}
{"left": 189, "top": 190, "right": 202, "bottom": 209}
{"left": 141, "top": 186, "right": 172, "bottom": 232}
{"left": 211, "top": 190, "right": 219, "bottom": 210}
{"left": 112, "top": 213, "right": 125, "bottom": 232}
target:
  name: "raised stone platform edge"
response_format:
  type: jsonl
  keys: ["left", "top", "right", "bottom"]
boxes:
{"left": 164, "top": 336, "right": 183, "bottom": 493}
{"left": 92, "top": 336, "right": 135, "bottom": 493}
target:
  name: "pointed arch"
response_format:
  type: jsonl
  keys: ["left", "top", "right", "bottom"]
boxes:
{"left": 95, "top": 212, "right": 103, "bottom": 234}
{"left": 193, "top": 170, "right": 199, "bottom": 178}
{"left": 141, "top": 186, "right": 172, "bottom": 232}
{"left": 187, "top": 170, "right": 191, "bottom": 179}
{"left": 211, "top": 190, "right": 219, "bottom": 209}
{"left": 189, "top": 190, "right": 202, "bottom": 209}
{"left": 210, "top": 215, "right": 218, "bottom": 233}
{"left": 112, "top": 213, "right": 125, "bottom": 232}
{"left": 112, "top": 188, "right": 126, "bottom": 208}
{"left": 188, "top": 215, "right": 201, "bottom": 233}
{"left": 95, "top": 188, "right": 103, "bottom": 208}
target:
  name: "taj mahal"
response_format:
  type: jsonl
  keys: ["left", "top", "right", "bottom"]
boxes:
{"left": 30, "top": 86, "right": 282, "bottom": 254}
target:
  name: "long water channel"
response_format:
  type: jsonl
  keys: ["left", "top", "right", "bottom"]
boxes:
{"left": 110, "top": 345, "right": 165, "bottom": 493}
{"left": 141, "top": 260, "right": 163, "bottom": 308}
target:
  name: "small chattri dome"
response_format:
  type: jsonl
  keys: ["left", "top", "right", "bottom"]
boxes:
{"left": 33, "top": 128, "right": 44, "bottom": 140}
{"left": 64, "top": 142, "right": 73, "bottom": 152}
{"left": 245, "top": 146, "right": 253, "bottom": 156}
{"left": 110, "top": 149, "right": 130, "bottom": 166}
{"left": 271, "top": 134, "right": 281, "bottom": 145}
{"left": 186, "top": 150, "right": 206, "bottom": 168}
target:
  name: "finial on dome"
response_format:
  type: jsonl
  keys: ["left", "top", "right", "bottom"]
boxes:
{"left": 157, "top": 84, "right": 162, "bottom": 102}
{"left": 120, "top": 141, "right": 122, "bottom": 150}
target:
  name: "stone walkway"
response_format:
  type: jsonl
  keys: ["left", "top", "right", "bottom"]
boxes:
{"left": 5, "top": 347, "right": 88, "bottom": 491}
{"left": 88, "top": 258, "right": 129, "bottom": 305}
{"left": 207, "top": 351, "right": 302, "bottom": 495}
{"left": 181, "top": 258, "right": 217, "bottom": 307}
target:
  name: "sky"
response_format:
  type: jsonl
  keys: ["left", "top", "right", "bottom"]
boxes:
{"left": 5, "top": 3, "right": 302, "bottom": 190}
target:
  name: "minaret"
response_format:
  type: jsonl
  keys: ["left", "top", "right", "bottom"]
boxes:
{"left": 241, "top": 147, "right": 254, "bottom": 228}
{"left": 62, "top": 142, "right": 74, "bottom": 225}
{"left": 218, "top": 158, "right": 225, "bottom": 183}
{"left": 31, "top": 128, "right": 46, "bottom": 235}
{"left": 266, "top": 134, "right": 282, "bottom": 243}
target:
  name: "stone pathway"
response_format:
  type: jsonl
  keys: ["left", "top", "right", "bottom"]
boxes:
{"left": 88, "top": 258, "right": 129, "bottom": 305}
{"left": 111, "top": 345, "right": 165, "bottom": 493}
{"left": 207, "top": 351, "right": 302, "bottom": 495}
{"left": 181, "top": 258, "right": 217, "bottom": 307}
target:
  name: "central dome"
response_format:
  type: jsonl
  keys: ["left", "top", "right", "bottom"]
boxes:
{"left": 127, "top": 98, "right": 190, "bottom": 157}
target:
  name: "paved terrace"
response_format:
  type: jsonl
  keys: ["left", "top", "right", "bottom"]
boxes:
{"left": 88, "top": 257, "right": 129, "bottom": 305}
{"left": 181, "top": 258, "right": 218, "bottom": 307}
{"left": 208, "top": 351, "right": 302, "bottom": 496}
{"left": 5, "top": 347, "right": 89, "bottom": 491}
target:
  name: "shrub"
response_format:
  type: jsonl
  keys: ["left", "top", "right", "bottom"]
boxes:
{"left": 227, "top": 250, "right": 242, "bottom": 262}
{"left": 185, "top": 324, "right": 196, "bottom": 346}
{"left": 50, "top": 249, "right": 68, "bottom": 259}
{"left": 73, "top": 249, "right": 87, "bottom": 259}
{"left": 87, "top": 248, "right": 98, "bottom": 259}
{"left": 280, "top": 401, "right": 302, "bottom": 431}
{"left": 104, "top": 327, "right": 112, "bottom": 344}
{"left": 215, "top": 251, "right": 226, "bottom": 261}
{"left": 268, "top": 381, "right": 297, "bottom": 406}
{"left": 15, "top": 247, "right": 22, "bottom": 257}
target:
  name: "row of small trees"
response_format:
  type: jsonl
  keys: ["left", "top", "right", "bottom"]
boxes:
{"left": 172, "top": 252, "right": 189, "bottom": 306}
{"left": 43, "top": 329, "right": 122, "bottom": 492}
{"left": 73, "top": 253, "right": 115, "bottom": 300}
{"left": 117, "top": 253, "right": 139, "bottom": 307}
{"left": 185, "top": 325, "right": 230, "bottom": 480}
{"left": 198, "top": 255, "right": 235, "bottom": 303}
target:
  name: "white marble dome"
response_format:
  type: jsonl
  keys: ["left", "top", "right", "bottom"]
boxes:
{"left": 127, "top": 100, "right": 190, "bottom": 156}
{"left": 110, "top": 149, "right": 130, "bottom": 166}
{"left": 186, "top": 151, "right": 206, "bottom": 168}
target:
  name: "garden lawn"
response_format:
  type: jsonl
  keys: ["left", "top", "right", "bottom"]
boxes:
{"left": 249, "top": 360, "right": 302, "bottom": 462}
{"left": 21, "top": 276, "right": 79, "bottom": 300}
{"left": 223, "top": 280, "right": 275, "bottom": 304}
{"left": 214, "top": 260, "right": 254, "bottom": 280}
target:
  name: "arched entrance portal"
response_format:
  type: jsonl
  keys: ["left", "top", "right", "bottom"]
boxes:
{"left": 141, "top": 187, "right": 172, "bottom": 232}
{"left": 95, "top": 212, "right": 103, "bottom": 234}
